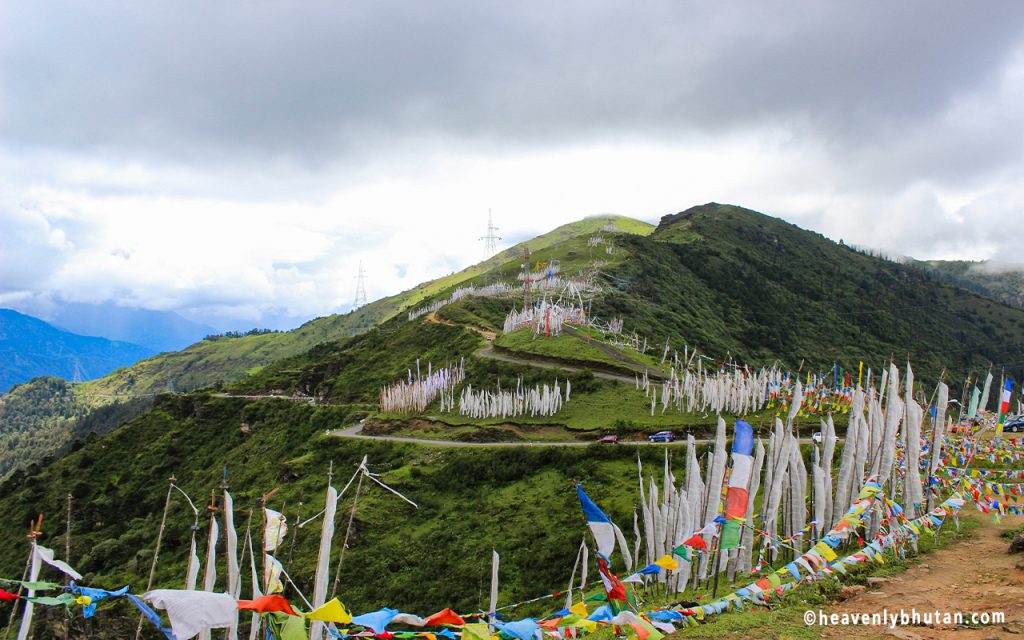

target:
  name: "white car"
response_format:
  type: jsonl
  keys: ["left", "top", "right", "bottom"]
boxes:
{"left": 811, "top": 431, "right": 822, "bottom": 444}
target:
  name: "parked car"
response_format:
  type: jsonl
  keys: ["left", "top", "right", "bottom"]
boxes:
{"left": 811, "top": 431, "right": 823, "bottom": 444}
{"left": 1003, "top": 417, "right": 1024, "bottom": 433}
{"left": 648, "top": 430, "right": 676, "bottom": 443}
{"left": 599, "top": 434, "right": 620, "bottom": 444}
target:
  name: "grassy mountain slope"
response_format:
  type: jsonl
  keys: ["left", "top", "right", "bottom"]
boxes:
{"left": 0, "top": 309, "right": 155, "bottom": 393}
{"left": 225, "top": 204, "right": 1024, "bottom": 442}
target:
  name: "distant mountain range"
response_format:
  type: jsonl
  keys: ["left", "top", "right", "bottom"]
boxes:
{"left": 45, "top": 301, "right": 218, "bottom": 353}
{"left": 0, "top": 309, "right": 154, "bottom": 392}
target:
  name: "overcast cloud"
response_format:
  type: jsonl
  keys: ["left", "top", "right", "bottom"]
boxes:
{"left": 3, "top": 1, "right": 1024, "bottom": 329}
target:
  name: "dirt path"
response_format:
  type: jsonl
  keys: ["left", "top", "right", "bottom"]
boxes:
{"left": 563, "top": 325, "right": 664, "bottom": 378}
{"left": 424, "top": 311, "right": 638, "bottom": 384}
{"left": 822, "top": 513, "right": 1024, "bottom": 639}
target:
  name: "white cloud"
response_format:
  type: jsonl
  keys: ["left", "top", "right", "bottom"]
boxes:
{"left": 3, "top": 2, "right": 1024, "bottom": 329}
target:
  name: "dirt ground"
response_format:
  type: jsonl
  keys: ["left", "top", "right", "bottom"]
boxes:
{"left": 821, "top": 512, "right": 1024, "bottom": 640}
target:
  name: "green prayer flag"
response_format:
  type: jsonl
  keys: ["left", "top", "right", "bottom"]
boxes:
{"left": 268, "top": 611, "right": 308, "bottom": 640}
{"left": 463, "top": 623, "right": 491, "bottom": 640}
{"left": 671, "top": 544, "right": 691, "bottom": 562}
{"left": 719, "top": 520, "right": 742, "bottom": 550}
{"left": 0, "top": 578, "right": 61, "bottom": 591}
{"left": 27, "top": 593, "right": 77, "bottom": 609}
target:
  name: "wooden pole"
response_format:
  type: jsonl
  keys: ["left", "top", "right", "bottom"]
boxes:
{"left": 2, "top": 549, "right": 32, "bottom": 640}
{"left": 11, "top": 517, "right": 42, "bottom": 640}
{"left": 135, "top": 479, "right": 175, "bottom": 640}
{"left": 64, "top": 494, "right": 72, "bottom": 574}
{"left": 331, "top": 470, "right": 365, "bottom": 599}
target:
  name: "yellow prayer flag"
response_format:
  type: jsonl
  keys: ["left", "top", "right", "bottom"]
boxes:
{"left": 654, "top": 555, "right": 679, "bottom": 571}
{"left": 463, "top": 623, "right": 491, "bottom": 640}
{"left": 814, "top": 542, "right": 837, "bottom": 562}
{"left": 305, "top": 598, "right": 352, "bottom": 623}
{"left": 569, "top": 602, "right": 588, "bottom": 617}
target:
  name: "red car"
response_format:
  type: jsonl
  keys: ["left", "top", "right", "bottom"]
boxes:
{"left": 599, "top": 434, "right": 619, "bottom": 444}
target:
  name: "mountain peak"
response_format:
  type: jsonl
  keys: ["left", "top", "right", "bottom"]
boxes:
{"left": 656, "top": 202, "right": 781, "bottom": 231}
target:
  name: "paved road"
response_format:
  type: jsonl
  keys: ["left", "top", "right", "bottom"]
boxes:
{"left": 213, "top": 393, "right": 316, "bottom": 404}
{"left": 328, "top": 424, "right": 833, "bottom": 448}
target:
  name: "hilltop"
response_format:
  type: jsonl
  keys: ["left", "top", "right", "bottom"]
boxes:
{"left": 605, "top": 204, "right": 1023, "bottom": 377}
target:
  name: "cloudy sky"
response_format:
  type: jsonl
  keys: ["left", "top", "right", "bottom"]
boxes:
{"left": 3, "top": 1, "right": 1024, "bottom": 330}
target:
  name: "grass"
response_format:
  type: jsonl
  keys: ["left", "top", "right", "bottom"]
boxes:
{"left": 1000, "top": 523, "right": 1024, "bottom": 541}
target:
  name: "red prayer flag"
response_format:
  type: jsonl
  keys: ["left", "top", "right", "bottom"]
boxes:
{"left": 423, "top": 608, "right": 466, "bottom": 627}
{"left": 596, "top": 556, "right": 627, "bottom": 601}
{"left": 0, "top": 588, "right": 21, "bottom": 602}
{"left": 237, "top": 594, "right": 298, "bottom": 616}
{"left": 682, "top": 534, "right": 707, "bottom": 550}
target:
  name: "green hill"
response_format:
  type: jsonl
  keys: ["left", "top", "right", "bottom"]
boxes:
{"left": 598, "top": 204, "right": 1024, "bottom": 379}
{"left": 240, "top": 203, "right": 1024, "bottom": 403}
{"left": 78, "top": 214, "right": 653, "bottom": 400}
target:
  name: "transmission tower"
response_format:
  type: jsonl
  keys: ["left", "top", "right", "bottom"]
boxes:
{"left": 479, "top": 209, "right": 501, "bottom": 257}
{"left": 353, "top": 261, "right": 368, "bottom": 309}
{"left": 71, "top": 358, "right": 84, "bottom": 384}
